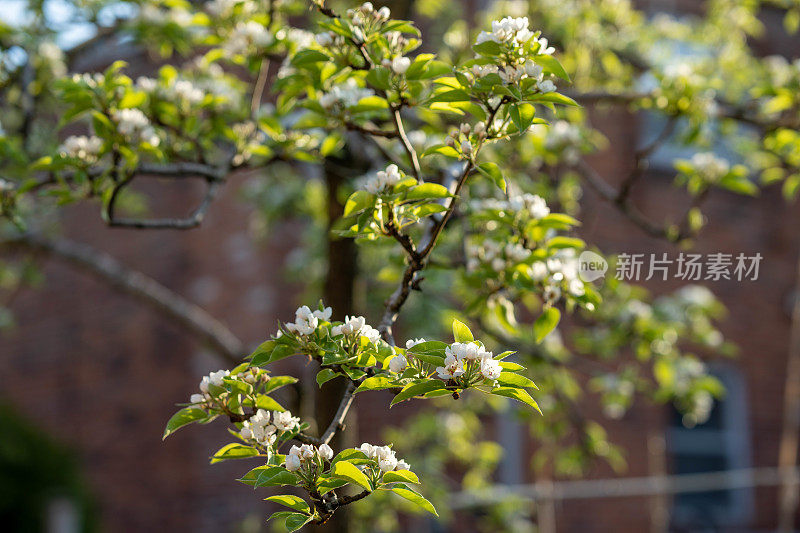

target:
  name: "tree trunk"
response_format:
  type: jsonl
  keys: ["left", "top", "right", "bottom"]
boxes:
{"left": 310, "top": 151, "right": 367, "bottom": 532}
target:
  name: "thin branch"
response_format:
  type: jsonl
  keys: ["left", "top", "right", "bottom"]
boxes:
{"left": 344, "top": 121, "right": 400, "bottom": 139}
{"left": 2, "top": 233, "right": 245, "bottom": 363}
{"left": 107, "top": 180, "right": 223, "bottom": 229}
{"left": 391, "top": 107, "right": 421, "bottom": 179}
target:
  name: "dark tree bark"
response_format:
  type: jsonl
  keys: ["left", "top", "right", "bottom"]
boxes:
{"left": 310, "top": 149, "right": 369, "bottom": 532}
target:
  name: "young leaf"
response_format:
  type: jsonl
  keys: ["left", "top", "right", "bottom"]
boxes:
{"left": 211, "top": 443, "right": 259, "bottom": 464}
{"left": 332, "top": 460, "right": 372, "bottom": 491}
{"left": 536, "top": 54, "right": 571, "bottom": 82}
{"left": 285, "top": 513, "right": 313, "bottom": 532}
{"left": 382, "top": 469, "right": 420, "bottom": 484}
{"left": 356, "top": 376, "right": 396, "bottom": 393}
{"left": 316, "top": 368, "right": 337, "bottom": 387}
{"left": 390, "top": 487, "right": 438, "bottom": 516}
{"left": 163, "top": 407, "right": 208, "bottom": 440}
{"left": 477, "top": 162, "right": 506, "bottom": 193}
{"left": 534, "top": 307, "right": 560, "bottom": 343}
{"left": 391, "top": 380, "right": 447, "bottom": 406}
{"left": 491, "top": 387, "right": 542, "bottom": 414}
{"left": 264, "top": 495, "right": 311, "bottom": 513}
{"left": 497, "top": 372, "right": 538, "bottom": 389}
{"left": 452, "top": 318, "right": 474, "bottom": 342}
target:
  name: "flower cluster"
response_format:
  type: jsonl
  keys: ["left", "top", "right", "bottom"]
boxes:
{"left": 466, "top": 240, "right": 531, "bottom": 274}
{"left": 58, "top": 135, "right": 103, "bottom": 163}
{"left": 285, "top": 442, "right": 334, "bottom": 471}
{"left": 285, "top": 305, "right": 332, "bottom": 336}
{"left": 239, "top": 408, "right": 301, "bottom": 447}
{"left": 225, "top": 21, "right": 273, "bottom": 56}
{"left": 331, "top": 315, "right": 382, "bottom": 344}
{"left": 436, "top": 342, "right": 502, "bottom": 382}
{"left": 136, "top": 76, "right": 205, "bottom": 105}
{"left": 690, "top": 152, "right": 730, "bottom": 183}
{"left": 388, "top": 338, "right": 427, "bottom": 372}
{"left": 446, "top": 122, "right": 487, "bottom": 156}
{"left": 470, "top": 191, "right": 550, "bottom": 220}
{"left": 359, "top": 443, "right": 410, "bottom": 472}
{"left": 113, "top": 108, "right": 160, "bottom": 146}
{"left": 319, "top": 79, "right": 374, "bottom": 110}
{"left": 476, "top": 16, "right": 537, "bottom": 46}
{"left": 192, "top": 368, "right": 230, "bottom": 404}
{"left": 530, "top": 248, "right": 587, "bottom": 302}
{"left": 361, "top": 163, "right": 403, "bottom": 194}
{"left": 346, "top": 2, "right": 391, "bottom": 33}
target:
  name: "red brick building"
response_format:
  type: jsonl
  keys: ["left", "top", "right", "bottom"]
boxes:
{"left": 3, "top": 1, "right": 800, "bottom": 532}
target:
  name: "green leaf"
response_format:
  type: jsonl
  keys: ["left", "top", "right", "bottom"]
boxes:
{"left": 534, "top": 307, "right": 560, "bottom": 343}
{"left": 421, "top": 144, "right": 460, "bottom": 159}
{"left": 249, "top": 340, "right": 276, "bottom": 366}
{"left": 285, "top": 513, "right": 313, "bottom": 532}
{"left": 211, "top": 443, "right": 259, "bottom": 463}
{"left": 292, "top": 49, "right": 330, "bottom": 66}
{"left": 316, "top": 368, "right": 338, "bottom": 387}
{"left": 265, "top": 495, "right": 311, "bottom": 513}
{"left": 532, "top": 92, "right": 579, "bottom": 107}
{"left": 119, "top": 91, "right": 147, "bottom": 108}
{"left": 331, "top": 448, "right": 369, "bottom": 465}
{"left": 332, "top": 460, "right": 372, "bottom": 491}
{"left": 477, "top": 162, "right": 506, "bottom": 193}
{"left": 356, "top": 376, "right": 396, "bottom": 393}
{"left": 256, "top": 469, "right": 300, "bottom": 487}
{"left": 452, "top": 318, "right": 474, "bottom": 342}
{"left": 405, "top": 183, "right": 451, "bottom": 200}
{"left": 263, "top": 375, "right": 299, "bottom": 394}
{"left": 163, "top": 407, "right": 207, "bottom": 440}
{"left": 509, "top": 103, "right": 536, "bottom": 133}
{"left": 391, "top": 380, "right": 447, "bottom": 406}
{"left": 390, "top": 487, "right": 438, "bottom": 516}
{"left": 344, "top": 191, "right": 375, "bottom": 216}
{"left": 255, "top": 395, "right": 286, "bottom": 412}
{"left": 547, "top": 236, "right": 585, "bottom": 249}
{"left": 497, "top": 372, "right": 538, "bottom": 389}
{"left": 382, "top": 469, "right": 420, "bottom": 484}
{"left": 472, "top": 40, "right": 503, "bottom": 56}
{"left": 536, "top": 54, "right": 571, "bottom": 82}
{"left": 427, "top": 89, "right": 471, "bottom": 104}
{"left": 490, "top": 387, "right": 542, "bottom": 413}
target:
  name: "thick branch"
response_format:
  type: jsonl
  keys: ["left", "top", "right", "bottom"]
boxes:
{"left": 2, "top": 233, "right": 245, "bottom": 363}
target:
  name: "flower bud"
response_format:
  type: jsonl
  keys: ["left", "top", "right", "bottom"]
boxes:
{"left": 389, "top": 354, "right": 408, "bottom": 373}
{"left": 318, "top": 443, "right": 334, "bottom": 460}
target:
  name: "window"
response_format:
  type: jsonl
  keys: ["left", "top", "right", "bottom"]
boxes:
{"left": 666, "top": 366, "right": 753, "bottom": 529}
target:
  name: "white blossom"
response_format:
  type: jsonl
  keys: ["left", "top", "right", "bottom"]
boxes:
{"left": 480, "top": 358, "right": 502, "bottom": 380}
{"left": 190, "top": 393, "right": 205, "bottom": 404}
{"left": 272, "top": 410, "right": 300, "bottom": 431}
{"left": 58, "top": 135, "right": 103, "bottom": 163}
{"left": 391, "top": 56, "right": 411, "bottom": 74}
{"left": 285, "top": 452, "right": 302, "bottom": 471}
{"left": 318, "top": 443, "right": 334, "bottom": 460}
{"left": 361, "top": 163, "right": 403, "bottom": 194}
{"left": 388, "top": 354, "right": 408, "bottom": 373}
{"left": 226, "top": 21, "right": 273, "bottom": 56}
{"left": 690, "top": 152, "right": 730, "bottom": 182}
{"left": 405, "top": 338, "right": 426, "bottom": 349}
{"left": 113, "top": 109, "right": 160, "bottom": 146}
{"left": 476, "top": 16, "right": 534, "bottom": 46}
{"left": 285, "top": 305, "right": 320, "bottom": 336}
